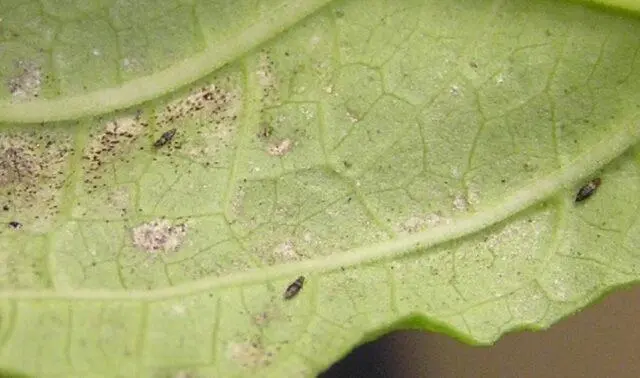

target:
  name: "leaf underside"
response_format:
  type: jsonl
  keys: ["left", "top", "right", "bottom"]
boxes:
{"left": 1, "top": 0, "right": 640, "bottom": 377}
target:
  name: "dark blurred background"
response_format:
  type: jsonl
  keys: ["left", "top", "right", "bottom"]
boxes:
{"left": 321, "top": 285, "right": 640, "bottom": 378}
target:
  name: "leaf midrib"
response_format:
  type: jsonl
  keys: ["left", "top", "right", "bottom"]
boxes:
{"left": 2, "top": 0, "right": 636, "bottom": 124}
{"left": 2, "top": 120, "right": 637, "bottom": 301}
{"left": 0, "top": 0, "right": 333, "bottom": 123}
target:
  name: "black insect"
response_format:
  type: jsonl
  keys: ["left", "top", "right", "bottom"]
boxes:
{"left": 153, "top": 128, "right": 177, "bottom": 148}
{"left": 7, "top": 221, "right": 22, "bottom": 229}
{"left": 283, "top": 276, "right": 305, "bottom": 300}
{"left": 575, "top": 178, "right": 601, "bottom": 202}
{"left": 257, "top": 122, "right": 274, "bottom": 139}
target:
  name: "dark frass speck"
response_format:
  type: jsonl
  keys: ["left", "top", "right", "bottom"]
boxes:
{"left": 283, "top": 276, "right": 305, "bottom": 300}
{"left": 153, "top": 128, "right": 177, "bottom": 148}
{"left": 575, "top": 178, "right": 601, "bottom": 202}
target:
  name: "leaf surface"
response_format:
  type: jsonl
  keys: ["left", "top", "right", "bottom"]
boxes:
{"left": 1, "top": 0, "right": 640, "bottom": 377}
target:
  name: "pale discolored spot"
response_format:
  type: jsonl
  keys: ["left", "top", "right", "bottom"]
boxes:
{"left": 273, "top": 240, "right": 298, "bottom": 260}
{"left": 0, "top": 131, "right": 72, "bottom": 228}
{"left": 7, "top": 60, "right": 41, "bottom": 101}
{"left": 256, "top": 52, "right": 277, "bottom": 88}
{"left": 400, "top": 216, "right": 425, "bottom": 233}
{"left": 157, "top": 83, "right": 238, "bottom": 126}
{"left": 268, "top": 139, "right": 293, "bottom": 156}
{"left": 132, "top": 219, "right": 187, "bottom": 253}
{"left": 0, "top": 142, "right": 39, "bottom": 187}
{"left": 398, "top": 212, "right": 447, "bottom": 234}
{"left": 83, "top": 114, "right": 146, "bottom": 172}
{"left": 227, "top": 340, "right": 273, "bottom": 368}
{"left": 453, "top": 194, "right": 469, "bottom": 211}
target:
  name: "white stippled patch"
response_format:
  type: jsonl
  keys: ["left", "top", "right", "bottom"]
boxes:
{"left": 132, "top": 219, "right": 187, "bottom": 253}
{"left": 7, "top": 60, "right": 41, "bottom": 101}
{"left": 268, "top": 139, "right": 293, "bottom": 156}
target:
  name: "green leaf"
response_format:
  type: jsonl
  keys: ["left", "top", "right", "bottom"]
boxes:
{"left": 1, "top": 0, "right": 640, "bottom": 377}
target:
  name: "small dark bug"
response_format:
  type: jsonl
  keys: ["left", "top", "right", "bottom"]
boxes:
{"left": 257, "top": 122, "right": 274, "bottom": 139}
{"left": 7, "top": 221, "right": 22, "bottom": 229}
{"left": 575, "top": 178, "right": 601, "bottom": 202}
{"left": 153, "top": 128, "right": 177, "bottom": 148}
{"left": 283, "top": 276, "right": 305, "bottom": 300}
